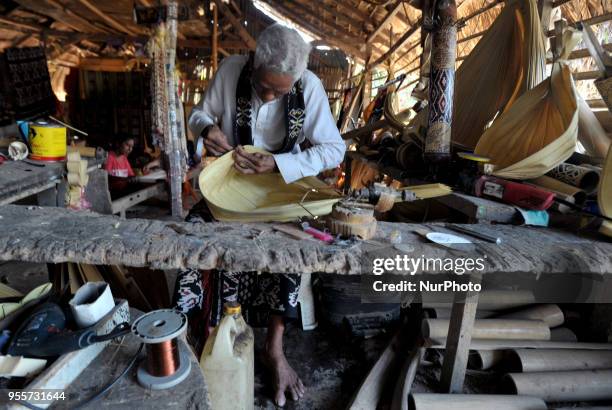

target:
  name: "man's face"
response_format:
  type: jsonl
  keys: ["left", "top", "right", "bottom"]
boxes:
{"left": 252, "top": 68, "right": 294, "bottom": 102}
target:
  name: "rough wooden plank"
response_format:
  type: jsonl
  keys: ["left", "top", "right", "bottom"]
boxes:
{"left": 439, "top": 275, "right": 481, "bottom": 393}
{"left": 0, "top": 161, "right": 63, "bottom": 203}
{"left": 0, "top": 205, "right": 611, "bottom": 274}
{"left": 435, "top": 193, "right": 519, "bottom": 223}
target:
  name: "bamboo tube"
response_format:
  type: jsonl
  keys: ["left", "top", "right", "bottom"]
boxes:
{"left": 408, "top": 394, "right": 547, "bottom": 410}
{"left": 496, "top": 304, "right": 564, "bottom": 328}
{"left": 468, "top": 349, "right": 504, "bottom": 370}
{"left": 546, "top": 163, "right": 600, "bottom": 191}
{"left": 391, "top": 348, "right": 424, "bottom": 410}
{"left": 421, "top": 290, "right": 535, "bottom": 311}
{"left": 503, "top": 370, "right": 612, "bottom": 401}
{"left": 425, "top": 308, "right": 494, "bottom": 319}
{"left": 428, "top": 339, "right": 612, "bottom": 350}
{"left": 550, "top": 327, "right": 577, "bottom": 342}
{"left": 422, "top": 319, "right": 551, "bottom": 341}
{"left": 504, "top": 349, "right": 612, "bottom": 372}
{"left": 528, "top": 175, "right": 587, "bottom": 204}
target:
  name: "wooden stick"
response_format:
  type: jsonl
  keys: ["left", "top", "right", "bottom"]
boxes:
{"left": 211, "top": 2, "right": 218, "bottom": 74}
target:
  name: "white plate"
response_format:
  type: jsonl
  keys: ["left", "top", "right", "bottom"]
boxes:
{"left": 426, "top": 232, "right": 472, "bottom": 245}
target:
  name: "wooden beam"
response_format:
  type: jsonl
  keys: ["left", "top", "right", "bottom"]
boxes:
{"left": 538, "top": 0, "right": 554, "bottom": 32}
{"left": 546, "top": 12, "right": 612, "bottom": 37}
{"left": 457, "top": 0, "right": 504, "bottom": 26}
{"left": 292, "top": 0, "right": 364, "bottom": 36}
{"left": 581, "top": 23, "right": 612, "bottom": 77}
{"left": 9, "top": 33, "right": 32, "bottom": 47}
{"left": 261, "top": 0, "right": 365, "bottom": 59}
{"left": 559, "top": 43, "right": 612, "bottom": 61}
{"left": 46, "top": 0, "right": 109, "bottom": 33}
{"left": 14, "top": 0, "right": 95, "bottom": 34}
{"left": 368, "top": 21, "right": 421, "bottom": 69}
{"left": 213, "top": 0, "right": 256, "bottom": 50}
{"left": 0, "top": 16, "right": 43, "bottom": 32}
{"left": 440, "top": 275, "right": 482, "bottom": 393}
{"left": 572, "top": 70, "right": 601, "bottom": 81}
{"left": 78, "top": 57, "right": 150, "bottom": 72}
{"left": 282, "top": 0, "right": 364, "bottom": 41}
{"left": 76, "top": 0, "right": 139, "bottom": 36}
{"left": 367, "top": 1, "right": 403, "bottom": 45}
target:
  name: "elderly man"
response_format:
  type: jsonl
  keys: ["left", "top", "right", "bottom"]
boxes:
{"left": 182, "top": 24, "right": 345, "bottom": 406}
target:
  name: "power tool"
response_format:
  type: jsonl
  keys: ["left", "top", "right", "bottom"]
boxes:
{"left": 7, "top": 302, "right": 130, "bottom": 358}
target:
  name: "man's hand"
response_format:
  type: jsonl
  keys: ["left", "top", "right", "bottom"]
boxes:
{"left": 233, "top": 145, "right": 277, "bottom": 174}
{"left": 203, "top": 125, "right": 233, "bottom": 156}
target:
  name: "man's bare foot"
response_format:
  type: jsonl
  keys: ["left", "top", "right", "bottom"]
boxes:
{"left": 264, "top": 315, "right": 305, "bottom": 407}
{"left": 263, "top": 349, "right": 305, "bottom": 407}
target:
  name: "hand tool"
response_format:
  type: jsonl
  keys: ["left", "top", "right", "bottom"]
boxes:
{"left": 7, "top": 302, "right": 130, "bottom": 358}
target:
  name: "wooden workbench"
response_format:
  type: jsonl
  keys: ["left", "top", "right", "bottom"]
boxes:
{"left": 1, "top": 203, "right": 611, "bottom": 396}
{"left": 0, "top": 204, "right": 610, "bottom": 274}
{"left": 0, "top": 159, "right": 103, "bottom": 206}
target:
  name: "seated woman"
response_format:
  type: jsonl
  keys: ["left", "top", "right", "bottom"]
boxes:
{"left": 104, "top": 135, "right": 160, "bottom": 199}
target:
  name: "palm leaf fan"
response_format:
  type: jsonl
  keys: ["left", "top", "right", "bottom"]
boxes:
{"left": 198, "top": 146, "right": 341, "bottom": 222}
{"left": 598, "top": 145, "right": 612, "bottom": 238}
{"left": 474, "top": 29, "right": 582, "bottom": 180}
{"left": 409, "top": 0, "right": 546, "bottom": 149}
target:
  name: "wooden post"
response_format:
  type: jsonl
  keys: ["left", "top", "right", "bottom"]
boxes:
{"left": 165, "top": 0, "right": 184, "bottom": 218}
{"left": 424, "top": 0, "right": 457, "bottom": 164}
{"left": 440, "top": 274, "right": 481, "bottom": 393}
{"left": 538, "top": 0, "right": 553, "bottom": 33}
{"left": 211, "top": 2, "right": 218, "bottom": 74}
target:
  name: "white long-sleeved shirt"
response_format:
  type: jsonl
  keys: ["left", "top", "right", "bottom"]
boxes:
{"left": 188, "top": 55, "right": 346, "bottom": 183}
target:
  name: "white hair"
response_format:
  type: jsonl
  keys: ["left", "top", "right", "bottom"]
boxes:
{"left": 254, "top": 24, "right": 312, "bottom": 80}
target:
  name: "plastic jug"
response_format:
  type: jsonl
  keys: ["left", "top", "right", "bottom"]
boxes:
{"left": 200, "top": 302, "right": 254, "bottom": 410}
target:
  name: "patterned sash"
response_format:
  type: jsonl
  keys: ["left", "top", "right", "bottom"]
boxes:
{"left": 234, "top": 53, "right": 305, "bottom": 154}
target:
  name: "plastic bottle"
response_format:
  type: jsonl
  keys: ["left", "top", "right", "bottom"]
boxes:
{"left": 200, "top": 302, "right": 254, "bottom": 410}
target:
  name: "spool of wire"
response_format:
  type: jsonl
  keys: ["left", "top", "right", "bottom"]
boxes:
{"left": 131, "top": 309, "right": 191, "bottom": 390}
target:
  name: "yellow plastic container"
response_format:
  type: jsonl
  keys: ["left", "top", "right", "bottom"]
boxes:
{"left": 29, "top": 120, "right": 67, "bottom": 161}
{"left": 201, "top": 303, "right": 254, "bottom": 410}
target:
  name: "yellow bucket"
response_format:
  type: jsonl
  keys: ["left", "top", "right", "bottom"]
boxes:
{"left": 28, "top": 120, "right": 67, "bottom": 161}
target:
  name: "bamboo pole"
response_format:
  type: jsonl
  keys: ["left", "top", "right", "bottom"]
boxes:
{"left": 496, "top": 304, "right": 564, "bottom": 327}
{"left": 504, "top": 349, "right": 612, "bottom": 372}
{"left": 468, "top": 349, "right": 504, "bottom": 370}
{"left": 409, "top": 394, "right": 547, "bottom": 410}
{"left": 422, "top": 319, "right": 551, "bottom": 341}
{"left": 428, "top": 339, "right": 612, "bottom": 350}
{"left": 504, "top": 370, "right": 612, "bottom": 401}
{"left": 422, "top": 290, "right": 536, "bottom": 311}
{"left": 550, "top": 327, "right": 577, "bottom": 342}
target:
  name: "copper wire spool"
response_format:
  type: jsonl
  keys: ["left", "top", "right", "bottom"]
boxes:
{"left": 146, "top": 339, "right": 180, "bottom": 377}
{"left": 131, "top": 309, "right": 191, "bottom": 390}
